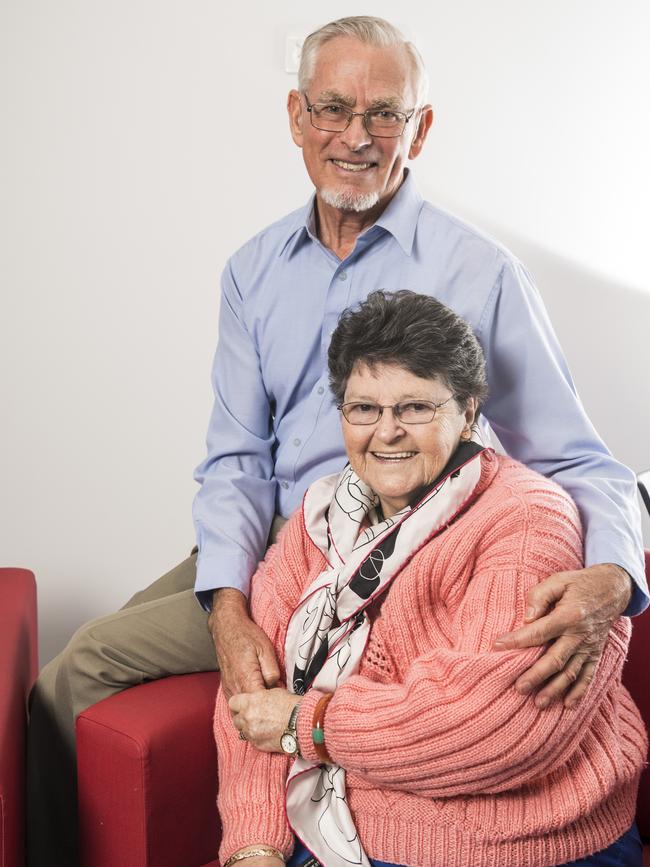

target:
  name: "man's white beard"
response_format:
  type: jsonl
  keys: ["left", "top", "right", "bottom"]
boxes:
{"left": 319, "top": 186, "right": 380, "bottom": 213}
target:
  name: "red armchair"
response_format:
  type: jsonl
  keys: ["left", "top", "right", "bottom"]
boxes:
{"left": 621, "top": 550, "right": 650, "bottom": 866}
{"left": 76, "top": 672, "right": 221, "bottom": 867}
{"left": 77, "top": 559, "right": 650, "bottom": 867}
{"left": 0, "top": 568, "right": 38, "bottom": 867}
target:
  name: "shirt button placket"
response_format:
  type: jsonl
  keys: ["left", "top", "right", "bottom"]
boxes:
{"left": 322, "top": 266, "right": 353, "bottom": 356}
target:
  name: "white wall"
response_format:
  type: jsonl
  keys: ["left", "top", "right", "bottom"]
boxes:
{"left": 2, "top": 0, "right": 649, "bottom": 665}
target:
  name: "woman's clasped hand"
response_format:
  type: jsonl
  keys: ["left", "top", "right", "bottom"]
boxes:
{"left": 229, "top": 688, "right": 301, "bottom": 753}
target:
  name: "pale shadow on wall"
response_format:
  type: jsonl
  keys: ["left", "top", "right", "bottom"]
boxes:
{"left": 495, "top": 228, "right": 650, "bottom": 545}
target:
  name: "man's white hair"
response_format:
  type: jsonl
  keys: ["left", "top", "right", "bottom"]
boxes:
{"left": 298, "top": 16, "right": 429, "bottom": 107}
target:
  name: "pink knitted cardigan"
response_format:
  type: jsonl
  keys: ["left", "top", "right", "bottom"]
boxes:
{"left": 214, "top": 454, "right": 646, "bottom": 867}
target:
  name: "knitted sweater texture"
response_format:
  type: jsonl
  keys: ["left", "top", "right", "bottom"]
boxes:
{"left": 214, "top": 454, "right": 646, "bottom": 867}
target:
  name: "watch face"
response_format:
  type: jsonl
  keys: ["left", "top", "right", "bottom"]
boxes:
{"left": 281, "top": 732, "right": 298, "bottom": 755}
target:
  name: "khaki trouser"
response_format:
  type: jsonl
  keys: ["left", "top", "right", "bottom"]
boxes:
{"left": 26, "top": 518, "right": 286, "bottom": 867}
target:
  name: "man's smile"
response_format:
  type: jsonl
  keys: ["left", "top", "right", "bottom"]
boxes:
{"left": 330, "top": 158, "right": 377, "bottom": 172}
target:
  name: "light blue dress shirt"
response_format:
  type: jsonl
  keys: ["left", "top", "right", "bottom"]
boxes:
{"left": 193, "top": 171, "right": 647, "bottom": 614}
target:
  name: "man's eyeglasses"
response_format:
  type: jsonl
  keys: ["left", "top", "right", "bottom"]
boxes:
{"left": 304, "top": 93, "right": 416, "bottom": 138}
{"left": 338, "top": 398, "right": 454, "bottom": 425}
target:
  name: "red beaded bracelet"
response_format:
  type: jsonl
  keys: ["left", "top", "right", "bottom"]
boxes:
{"left": 311, "top": 693, "right": 334, "bottom": 763}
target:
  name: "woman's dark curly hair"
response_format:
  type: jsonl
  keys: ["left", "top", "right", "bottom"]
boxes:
{"left": 328, "top": 290, "right": 488, "bottom": 410}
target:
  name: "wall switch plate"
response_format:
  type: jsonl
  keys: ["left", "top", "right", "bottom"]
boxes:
{"left": 285, "top": 36, "right": 303, "bottom": 74}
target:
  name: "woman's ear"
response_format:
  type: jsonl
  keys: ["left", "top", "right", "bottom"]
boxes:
{"left": 463, "top": 397, "right": 477, "bottom": 436}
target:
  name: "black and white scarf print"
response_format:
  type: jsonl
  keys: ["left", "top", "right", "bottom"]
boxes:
{"left": 284, "top": 436, "right": 489, "bottom": 867}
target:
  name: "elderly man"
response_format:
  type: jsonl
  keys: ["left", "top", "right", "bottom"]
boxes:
{"left": 27, "top": 15, "right": 647, "bottom": 867}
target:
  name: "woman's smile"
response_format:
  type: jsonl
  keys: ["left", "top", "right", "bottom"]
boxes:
{"left": 370, "top": 450, "right": 417, "bottom": 461}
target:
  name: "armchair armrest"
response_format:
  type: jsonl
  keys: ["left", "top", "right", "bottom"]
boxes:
{"left": 0, "top": 567, "right": 38, "bottom": 867}
{"left": 77, "top": 671, "right": 221, "bottom": 867}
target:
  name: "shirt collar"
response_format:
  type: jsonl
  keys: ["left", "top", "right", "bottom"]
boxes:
{"left": 279, "top": 168, "right": 423, "bottom": 259}
{"left": 372, "top": 168, "right": 423, "bottom": 256}
{"left": 278, "top": 200, "right": 315, "bottom": 259}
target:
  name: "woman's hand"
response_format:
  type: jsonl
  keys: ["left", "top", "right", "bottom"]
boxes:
{"left": 229, "top": 687, "right": 301, "bottom": 753}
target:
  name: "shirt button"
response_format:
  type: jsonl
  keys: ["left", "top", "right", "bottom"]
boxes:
{"left": 293, "top": 438, "right": 301, "bottom": 447}
{"left": 317, "top": 386, "right": 324, "bottom": 395}
{"left": 339, "top": 271, "right": 348, "bottom": 281}
{"left": 281, "top": 481, "right": 289, "bottom": 489}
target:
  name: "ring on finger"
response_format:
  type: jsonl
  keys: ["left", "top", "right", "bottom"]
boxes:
{"left": 239, "top": 730, "right": 247, "bottom": 741}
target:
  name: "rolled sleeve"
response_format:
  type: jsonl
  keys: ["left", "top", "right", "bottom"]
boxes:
{"left": 587, "top": 529, "right": 649, "bottom": 616}
{"left": 194, "top": 546, "right": 260, "bottom": 611}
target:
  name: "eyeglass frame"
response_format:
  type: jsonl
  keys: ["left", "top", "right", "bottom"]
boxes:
{"left": 337, "top": 397, "right": 455, "bottom": 425}
{"left": 303, "top": 92, "right": 417, "bottom": 139}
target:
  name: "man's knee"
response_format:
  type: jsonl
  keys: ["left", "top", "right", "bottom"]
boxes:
{"left": 31, "top": 613, "right": 143, "bottom": 724}
{"left": 31, "top": 587, "right": 213, "bottom": 728}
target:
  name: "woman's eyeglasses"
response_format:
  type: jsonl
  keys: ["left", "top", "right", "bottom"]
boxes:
{"left": 338, "top": 398, "right": 454, "bottom": 425}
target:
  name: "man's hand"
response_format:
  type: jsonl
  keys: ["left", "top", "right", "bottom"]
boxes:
{"left": 208, "top": 588, "right": 280, "bottom": 700}
{"left": 229, "top": 688, "right": 301, "bottom": 753}
{"left": 494, "top": 564, "right": 632, "bottom": 708}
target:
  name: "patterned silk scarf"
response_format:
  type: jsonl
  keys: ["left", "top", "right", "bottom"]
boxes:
{"left": 284, "top": 438, "right": 489, "bottom": 867}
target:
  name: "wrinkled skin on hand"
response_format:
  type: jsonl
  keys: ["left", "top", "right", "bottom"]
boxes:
{"left": 494, "top": 563, "right": 632, "bottom": 708}
{"left": 229, "top": 687, "right": 301, "bottom": 753}
{"left": 208, "top": 588, "right": 281, "bottom": 700}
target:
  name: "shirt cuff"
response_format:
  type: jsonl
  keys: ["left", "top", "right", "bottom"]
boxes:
{"left": 194, "top": 547, "right": 260, "bottom": 611}
{"left": 296, "top": 689, "right": 329, "bottom": 764}
{"left": 585, "top": 530, "right": 649, "bottom": 616}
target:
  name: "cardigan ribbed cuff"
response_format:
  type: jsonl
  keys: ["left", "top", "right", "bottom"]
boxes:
{"left": 218, "top": 803, "right": 294, "bottom": 865}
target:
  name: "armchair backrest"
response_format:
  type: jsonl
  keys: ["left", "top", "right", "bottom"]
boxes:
{"left": 621, "top": 551, "right": 650, "bottom": 840}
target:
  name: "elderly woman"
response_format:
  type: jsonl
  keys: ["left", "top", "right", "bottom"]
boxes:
{"left": 215, "top": 291, "right": 645, "bottom": 867}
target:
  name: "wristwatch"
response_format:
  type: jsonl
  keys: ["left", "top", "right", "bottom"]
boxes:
{"left": 280, "top": 702, "right": 302, "bottom": 757}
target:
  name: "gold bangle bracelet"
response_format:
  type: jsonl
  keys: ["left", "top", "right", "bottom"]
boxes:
{"left": 223, "top": 846, "right": 285, "bottom": 867}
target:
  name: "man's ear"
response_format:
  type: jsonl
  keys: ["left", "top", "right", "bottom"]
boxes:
{"left": 408, "top": 104, "right": 434, "bottom": 159}
{"left": 287, "top": 89, "right": 304, "bottom": 148}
